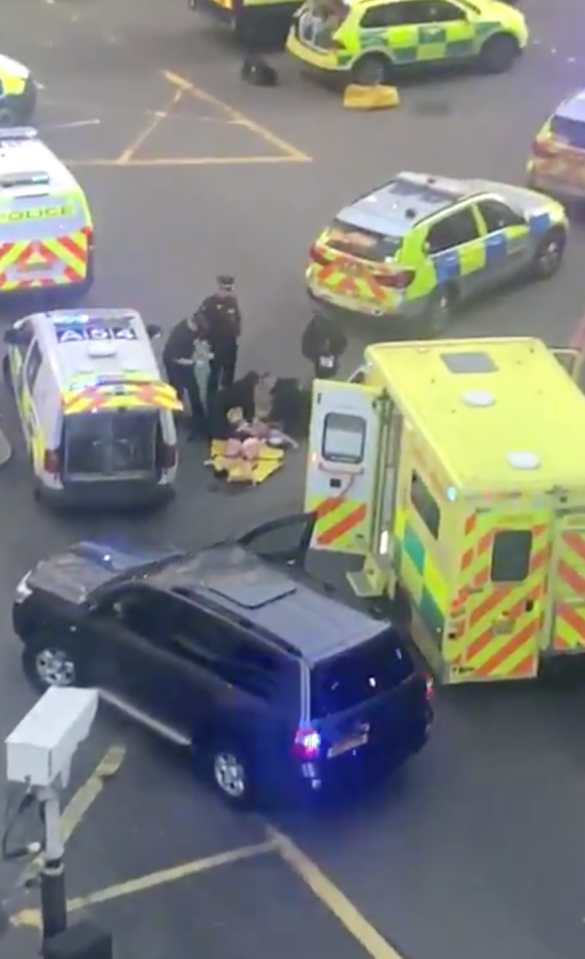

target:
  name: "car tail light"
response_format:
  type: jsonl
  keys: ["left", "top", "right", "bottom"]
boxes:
{"left": 532, "top": 138, "right": 556, "bottom": 159}
{"left": 375, "top": 270, "right": 415, "bottom": 289}
{"left": 309, "top": 244, "right": 329, "bottom": 266}
{"left": 293, "top": 727, "right": 321, "bottom": 760}
{"left": 82, "top": 224, "right": 94, "bottom": 248}
{"left": 43, "top": 450, "right": 60, "bottom": 475}
{"left": 160, "top": 443, "right": 177, "bottom": 470}
{"left": 425, "top": 676, "right": 434, "bottom": 702}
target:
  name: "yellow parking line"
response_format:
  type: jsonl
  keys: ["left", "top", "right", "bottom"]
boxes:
{"left": 116, "top": 89, "right": 183, "bottom": 164}
{"left": 17, "top": 745, "right": 126, "bottom": 889}
{"left": 269, "top": 827, "right": 406, "bottom": 959}
{"left": 164, "top": 70, "right": 311, "bottom": 163}
{"left": 10, "top": 840, "right": 278, "bottom": 929}
{"left": 64, "top": 157, "right": 307, "bottom": 167}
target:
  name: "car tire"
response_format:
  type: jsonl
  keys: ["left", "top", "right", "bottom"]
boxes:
{"left": 478, "top": 33, "right": 519, "bottom": 74}
{"left": 351, "top": 54, "right": 392, "bottom": 87}
{"left": 420, "top": 285, "right": 457, "bottom": 337}
{"left": 532, "top": 227, "right": 566, "bottom": 280}
{"left": 22, "top": 638, "right": 82, "bottom": 693}
{"left": 209, "top": 739, "right": 255, "bottom": 809}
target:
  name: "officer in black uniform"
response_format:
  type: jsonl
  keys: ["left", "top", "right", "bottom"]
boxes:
{"left": 162, "top": 314, "right": 208, "bottom": 438}
{"left": 199, "top": 275, "right": 242, "bottom": 405}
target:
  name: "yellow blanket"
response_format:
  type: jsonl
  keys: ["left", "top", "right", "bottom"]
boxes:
{"left": 205, "top": 439, "right": 284, "bottom": 484}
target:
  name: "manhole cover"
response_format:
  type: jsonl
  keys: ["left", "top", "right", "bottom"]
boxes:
{"left": 411, "top": 100, "right": 452, "bottom": 116}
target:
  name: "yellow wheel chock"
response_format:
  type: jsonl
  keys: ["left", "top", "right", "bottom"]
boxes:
{"left": 343, "top": 84, "right": 400, "bottom": 110}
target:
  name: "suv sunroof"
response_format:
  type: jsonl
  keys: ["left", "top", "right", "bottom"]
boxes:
{"left": 208, "top": 569, "right": 297, "bottom": 610}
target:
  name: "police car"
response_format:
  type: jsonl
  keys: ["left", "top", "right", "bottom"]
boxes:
{"left": 307, "top": 172, "right": 568, "bottom": 336}
{"left": 2, "top": 309, "right": 182, "bottom": 507}
{"left": 0, "top": 55, "right": 36, "bottom": 126}
{"left": 0, "top": 128, "right": 94, "bottom": 302}
{"left": 527, "top": 88, "right": 585, "bottom": 205}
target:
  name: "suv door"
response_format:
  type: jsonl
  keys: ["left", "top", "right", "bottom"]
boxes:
{"left": 475, "top": 197, "right": 531, "bottom": 282}
{"left": 425, "top": 205, "right": 484, "bottom": 301}
{"left": 238, "top": 512, "right": 317, "bottom": 567}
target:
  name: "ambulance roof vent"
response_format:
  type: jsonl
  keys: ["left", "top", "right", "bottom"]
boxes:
{"left": 507, "top": 451, "right": 540, "bottom": 470}
{"left": 441, "top": 351, "right": 498, "bottom": 374}
{"left": 87, "top": 343, "right": 117, "bottom": 358}
{"left": 462, "top": 390, "right": 495, "bottom": 407}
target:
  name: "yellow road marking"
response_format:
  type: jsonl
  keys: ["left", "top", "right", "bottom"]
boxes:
{"left": 116, "top": 89, "right": 183, "bottom": 164}
{"left": 164, "top": 70, "right": 311, "bottom": 162}
{"left": 11, "top": 840, "right": 277, "bottom": 929}
{"left": 63, "top": 157, "right": 307, "bottom": 167}
{"left": 269, "top": 827, "right": 406, "bottom": 959}
{"left": 17, "top": 745, "right": 126, "bottom": 889}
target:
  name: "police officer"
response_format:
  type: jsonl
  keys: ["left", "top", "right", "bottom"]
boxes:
{"left": 163, "top": 314, "right": 208, "bottom": 439}
{"left": 199, "top": 275, "right": 242, "bottom": 404}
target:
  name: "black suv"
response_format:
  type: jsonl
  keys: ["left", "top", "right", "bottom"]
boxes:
{"left": 13, "top": 513, "right": 433, "bottom": 808}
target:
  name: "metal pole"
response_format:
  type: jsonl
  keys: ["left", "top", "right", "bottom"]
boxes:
{"left": 37, "top": 787, "right": 67, "bottom": 944}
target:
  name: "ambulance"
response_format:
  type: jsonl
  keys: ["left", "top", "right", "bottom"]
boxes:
{"left": 301, "top": 336, "right": 585, "bottom": 684}
{"left": 0, "top": 127, "right": 94, "bottom": 301}
{"left": 2, "top": 309, "right": 182, "bottom": 507}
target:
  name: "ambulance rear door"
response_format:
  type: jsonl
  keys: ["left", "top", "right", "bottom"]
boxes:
{"left": 549, "top": 507, "right": 585, "bottom": 656}
{"left": 459, "top": 506, "right": 550, "bottom": 682}
{"left": 305, "top": 380, "right": 386, "bottom": 554}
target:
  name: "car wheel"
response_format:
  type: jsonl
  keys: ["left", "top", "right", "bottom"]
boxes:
{"left": 532, "top": 227, "right": 566, "bottom": 280}
{"left": 420, "top": 286, "right": 456, "bottom": 337}
{"left": 351, "top": 54, "right": 392, "bottom": 86}
{"left": 22, "top": 640, "right": 80, "bottom": 693}
{"left": 479, "top": 33, "right": 519, "bottom": 74}
{"left": 210, "top": 741, "right": 254, "bottom": 808}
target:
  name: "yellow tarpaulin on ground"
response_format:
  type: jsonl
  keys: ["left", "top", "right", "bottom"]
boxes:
{"left": 205, "top": 439, "right": 284, "bottom": 485}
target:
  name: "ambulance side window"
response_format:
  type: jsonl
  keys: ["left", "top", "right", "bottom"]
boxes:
{"left": 25, "top": 341, "right": 42, "bottom": 393}
{"left": 322, "top": 412, "right": 366, "bottom": 465}
{"left": 491, "top": 530, "right": 532, "bottom": 583}
{"left": 410, "top": 471, "right": 440, "bottom": 539}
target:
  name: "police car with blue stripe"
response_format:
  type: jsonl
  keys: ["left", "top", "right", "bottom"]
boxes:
{"left": 307, "top": 172, "right": 568, "bottom": 336}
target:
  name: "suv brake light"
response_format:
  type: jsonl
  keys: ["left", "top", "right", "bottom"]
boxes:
{"left": 43, "top": 450, "right": 60, "bottom": 475}
{"left": 309, "top": 244, "right": 329, "bottom": 266}
{"left": 375, "top": 270, "right": 414, "bottom": 289}
{"left": 532, "top": 138, "right": 556, "bottom": 159}
{"left": 293, "top": 727, "right": 321, "bottom": 760}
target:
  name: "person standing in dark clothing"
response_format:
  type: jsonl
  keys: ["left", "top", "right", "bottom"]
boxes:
{"left": 199, "top": 275, "right": 242, "bottom": 405}
{"left": 163, "top": 314, "right": 208, "bottom": 439}
{"left": 302, "top": 311, "right": 347, "bottom": 379}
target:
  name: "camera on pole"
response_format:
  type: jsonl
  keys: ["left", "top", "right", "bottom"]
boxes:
{"left": 4, "top": 687, "right": 112, "bottom": 957}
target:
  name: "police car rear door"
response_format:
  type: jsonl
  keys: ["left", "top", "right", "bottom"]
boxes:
{"left": 305, "top": 380, "right": 385, "bottom": 555}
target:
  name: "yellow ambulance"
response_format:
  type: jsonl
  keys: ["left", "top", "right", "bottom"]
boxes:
{"left": 302, "top": 336, "right": 585, "bottom": 684}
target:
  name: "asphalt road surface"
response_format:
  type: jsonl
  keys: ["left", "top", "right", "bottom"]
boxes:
{"left": 2, "top": 1, "right": 585, "bottom": 958}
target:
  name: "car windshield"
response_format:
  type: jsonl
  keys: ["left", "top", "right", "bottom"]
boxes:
{"left": 63, "top": 409, "right": 157, "bottom": 478}
{"left": 326, "top": 219, "right": 401, "bottom": 262}
{"left": 551, "top": 114, "right": 585, "bottom": 150}
{"left": 311, "top": 628, "right": 414, "bottom": 718}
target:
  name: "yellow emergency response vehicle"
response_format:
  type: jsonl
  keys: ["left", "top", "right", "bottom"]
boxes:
{"left": 188, "top": 0, "right": 301, "bottom": 44}
{"left": 0, "top": 54, "right": 36, "bottom": 126}
{"left": 0, "top": 127, "right": 94, "bottom": 302}
{"left": 2, "top": 309, "right": 182, "bottom": 508}
{"left": 302, "top": 336, "right": 585, "bottom": 684}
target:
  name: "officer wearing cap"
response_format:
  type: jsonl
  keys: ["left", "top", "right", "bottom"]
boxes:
{"left": 199, "top": 275, "right": 242, "bottom": 403}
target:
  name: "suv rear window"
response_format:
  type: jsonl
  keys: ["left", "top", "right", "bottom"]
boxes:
{"left": 326, "top": 219, "right": 401, "bottom": 262}
{"left": 551, "top": 114, "right": 585, "bottom": 150}
{"left": 311, "top": 629, "right": 413, "bottom": 717}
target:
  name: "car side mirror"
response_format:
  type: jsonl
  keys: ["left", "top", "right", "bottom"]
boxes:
{"left": 146, "top": 324, "right": 162, "bottom": 340}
